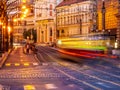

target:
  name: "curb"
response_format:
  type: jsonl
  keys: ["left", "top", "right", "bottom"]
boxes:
{"left": 0, "top": 49, "right": 13, "bottom": 68}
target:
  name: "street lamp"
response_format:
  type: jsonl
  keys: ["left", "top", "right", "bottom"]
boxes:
{"left": 102, "top": 0, "right": 106, "bottom": 32}
{"left": 0, "top": 21, "right": 3, "bottom": 55}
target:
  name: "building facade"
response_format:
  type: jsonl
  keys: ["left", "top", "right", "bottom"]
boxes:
{"left": 8, "top": 0, "right": 35, "bottom": 43}
{"left": 56, "top": 0, "right": 97, "bottom": 38}
{"left": 34, "top": 0, "right": 56, "bottom": 43}
{"left": 116, "top": 1, "right": 120, "bottom": 48}
{"left": 97, "top": 0, "right": 119, "bottom": 37}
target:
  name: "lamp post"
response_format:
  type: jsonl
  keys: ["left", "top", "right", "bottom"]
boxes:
{"left": 0, "top": 21, "right": 2, "bottom": 55}
{"left": 77, "top": 7, "right": 82, "bottom": 35}
{"left": 102, "top": 0, "right": 106, "bottom": 32}
{"left": 4, "top": 11, "right": 9, "bottom": 51}
{"left": 79, "top": 18, "right": 82, "bottom": 34}
{"left": 9, "top": 17, "right": 14, "bottom": 48}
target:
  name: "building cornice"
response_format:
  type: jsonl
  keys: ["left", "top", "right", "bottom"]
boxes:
{"left": 56, "top": 0, "right": 88, "bottom": 7}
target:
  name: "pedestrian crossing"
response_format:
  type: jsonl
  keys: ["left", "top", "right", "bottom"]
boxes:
{"left": 5, "top": 62, "right": 39, "bottom": 67}
{"left": 0, "top": 83, "right": 77, "bottom": 90}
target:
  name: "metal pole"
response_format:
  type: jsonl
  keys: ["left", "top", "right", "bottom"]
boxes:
{"left": 10, "top": 17, "right": 13, "bottom": 48}
{"left": 0, "top": 22, "right": 2, "bottom": 55}
{"left": 102, "top": 0, "right": 105, "bottom": 31}
{"left": 4, "top": 11, "right": 9, "bottom": 51}
{"left": 80, "top": 19, "right": 82, "bottom": 34}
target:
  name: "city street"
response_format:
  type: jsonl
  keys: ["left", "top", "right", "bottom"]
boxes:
{"left": 1, "top": 0, "right": 120, "bottom": 90}
{"left": 0, "top": 45, "right": 120, "bottom": 90}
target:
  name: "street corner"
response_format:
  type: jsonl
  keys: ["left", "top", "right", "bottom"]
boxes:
{"left": 0, "top": 53, "right": 8, "bottom": 68}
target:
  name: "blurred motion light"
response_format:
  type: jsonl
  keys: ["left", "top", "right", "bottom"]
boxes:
{"left": 58, "top": 40, "right": 62, "bottom": 45}
{"left": 115, "top": 42, "right": 118, "bottom": 49}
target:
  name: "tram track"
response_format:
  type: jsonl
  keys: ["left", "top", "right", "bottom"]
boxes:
{"left": 33, "top": 46, "right": 120, "bottom": 89}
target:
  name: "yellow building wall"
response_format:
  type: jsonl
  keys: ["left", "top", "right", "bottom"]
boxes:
{"left": 98, "top": 0, "right": 118, "bottom": 30}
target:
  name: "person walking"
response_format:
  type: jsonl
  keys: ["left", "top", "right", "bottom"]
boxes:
{"left": 26, "top": 43, "right": 30, "bottom": 54}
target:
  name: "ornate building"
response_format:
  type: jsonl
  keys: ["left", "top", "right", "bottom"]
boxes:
{"left": 8, "top": 0, "right": 34, "bottom": 43}
{"left": 116, "top": 1, "right": 120, "bottom": 48}
{"left": 34, "top": 0, "right": 56, "bottom": 43}
{"left": 97, "top": 0, "right": 119, "bottom": 38}
{"left": 56, "top": 0, "right": 97, "bottom": 38}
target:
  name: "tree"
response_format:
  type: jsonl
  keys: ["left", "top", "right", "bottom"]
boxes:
{"left": 0, "top": 0, "right": 19, "bottom": 51}
{"left": 0, "top": 0, "right": 30, "bottom": 51}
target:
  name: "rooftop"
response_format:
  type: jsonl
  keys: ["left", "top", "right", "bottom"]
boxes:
{"left": 56, "top": 0, "right": 88, "bottom": 7}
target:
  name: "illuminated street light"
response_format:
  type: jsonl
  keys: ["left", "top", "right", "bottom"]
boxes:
{"left": 24, "top": 9, "right": 29, "bottom": 14}
{"left": 13, "top": 18, "right": 17, "bottom": 22}
{"left": 3, "top": 26, "right": 6, "bottom": 29}
{"left": 8, "top": 26, "right": 11, "bottom": 33}
{"left": 22, "top": 0, "right": 27, "bottom": 3}
{"left": 22, "top": 5, "right": 26, "bottom": 9}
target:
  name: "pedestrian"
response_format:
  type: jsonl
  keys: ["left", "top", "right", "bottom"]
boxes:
{"left": 26, "top": 43, "right": 30, "bottom": 54}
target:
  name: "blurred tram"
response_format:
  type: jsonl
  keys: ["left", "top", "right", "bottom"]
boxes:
{"left": 56, "top": 32, "right": 116, "bottom": 55}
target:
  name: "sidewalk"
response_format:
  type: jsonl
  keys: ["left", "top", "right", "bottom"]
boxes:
{"left": 0, "top": 45, "right": 38, "bottom": 68}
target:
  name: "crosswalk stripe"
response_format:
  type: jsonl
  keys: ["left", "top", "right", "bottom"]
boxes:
{"left": 24, "top": 63, "right": 29, "bottom": 66}
{"left": 5, "top": 63, "right": 11, "bottom": 66}
{"left": 5, "top": 62, "right": 39, "bottom": 67}
{"left": 15, "top": 63, "right": 20, "bottom": 66}
{"left": 24, "top": 85, "right": 36, "bottom": 90}
{"left": 33, "top": 63, "right": 39, "bottom": 66}
{"left": 45, "top": 84, "right": 58, "bottom": 89}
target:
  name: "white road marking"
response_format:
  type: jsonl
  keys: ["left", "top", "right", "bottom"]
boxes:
{"left": 45, "top": 84, "right": 58, "bottom": 89}
{"left": 33, "top": 63, "right": 39, "bottom": 66}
